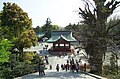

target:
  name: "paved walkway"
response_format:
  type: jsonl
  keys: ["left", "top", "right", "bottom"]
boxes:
{"left": 15, "top": 56, "right": 107, "bottom": 79}
{"left": 15, "top": 70, "right": 99, "bottom": 79}
{"left": 20, "top": 43, "right": 108, "bottom": 79}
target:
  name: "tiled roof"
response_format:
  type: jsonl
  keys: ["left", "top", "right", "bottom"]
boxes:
{"left": 47, "top": 31, "right": 76, "bottom": 42}
{"left": 37, "top": 32, "right": 45, "bottom": 38}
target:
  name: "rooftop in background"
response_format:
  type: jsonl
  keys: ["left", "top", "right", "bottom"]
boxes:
{"left": 37, "top": 32, "right": 45, "bottom": 38}
{"left": 47, "top": 31, "right": 76, "bottom": 43}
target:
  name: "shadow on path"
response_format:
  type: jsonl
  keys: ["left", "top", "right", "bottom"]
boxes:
{"left": 21, "top": 71, "right": 87, "bottom": 79}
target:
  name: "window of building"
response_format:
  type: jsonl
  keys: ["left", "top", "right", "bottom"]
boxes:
{"left": 65, "top": 44, "right": 69, "bottom": 46}
{"left": 55, "top": 44, "right": 58, "bottom": 46}
{"left": 60, "top": 44, "right": 64, "bottom": 47}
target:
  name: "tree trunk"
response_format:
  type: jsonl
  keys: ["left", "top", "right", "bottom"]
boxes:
{"left": 86, "top": 41, "right": 105, "bottom": 75}
{"left": 18, "top": 47, "right": 24, "bottom": 62}
{"left": 91, "top": 52, "right": 103, "bottom": 75}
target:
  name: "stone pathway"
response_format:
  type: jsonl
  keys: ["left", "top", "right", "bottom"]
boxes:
{"left": 15, "top": 56, "right": 107, "bottom": 79}
{"left": 15, "top": 71, "right": 99, "bottom": 79}
{"left": 19, "top": 42, "right": 108, "bottom": 79}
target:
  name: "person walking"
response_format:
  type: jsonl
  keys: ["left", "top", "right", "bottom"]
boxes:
{"left": 65, "top": 64, "right": 69, "bottom": 72}
{"left": 65, "top": 64, "right": 67, "bottom": 71}
{"left": 49, "top": 65, "right": 52, "bottom": 70}
{"left": 56, "top": 64, "right": 60, "bottom": 72}
{"left": 67, "top": 59, "right": 69, "bottom": 64}
{"left": 59, "top": 53, "right": 62, "bottom": 58}
{"left": 75, "top": 63, "right": 79, "bottom": 73}
{"left": 38, "top": 63, "right": 45, "bottom": 76}
{"left": 45, "top": 55, "right": 49, "bottom": 64}
{"left": 84, "top": 63, "right": 86, "bottom": 72}
{"left": 61, "top": 64, "right": 64, "bottom": 70}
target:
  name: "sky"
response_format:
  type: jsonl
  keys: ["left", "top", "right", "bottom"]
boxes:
{"left": 0, "top": 0, "right": 82, "bottom": 28}
{"left": 0, "top": 0, "right": 120, "bottom": 28}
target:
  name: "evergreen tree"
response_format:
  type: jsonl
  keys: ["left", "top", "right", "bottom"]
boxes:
{"left": 0, "top": 2, "right": 32, "bottom": 40}
{"left": 78, "top": 0, "right": 120, "bottom": 74}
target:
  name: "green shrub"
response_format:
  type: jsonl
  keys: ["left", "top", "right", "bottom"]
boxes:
{"left": 112, "top": 74, "right": 120, "bottom": 79}
{"left": 22, "top": 52, "right": 35, "bottom": 61}
{"left": 3, "top": 68, "right": 13, "bottom": 79}
{"left": 24, "top": 60, "right": 32, "bottom": 63}
{"left": 2, "top": 62, "right": 37, "bottom": 79}
{"left": 12, "top": 62, "right": 35, "bottom": 77}
{"left": 103, "top": 65, "right": 120, "bottom": 79}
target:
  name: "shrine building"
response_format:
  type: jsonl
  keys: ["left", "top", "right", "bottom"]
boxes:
{"left": 47, "top": 31, "right": 77, "bottom": 55}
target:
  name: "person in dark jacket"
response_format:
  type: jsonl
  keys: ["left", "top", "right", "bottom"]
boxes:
{"left": 56, "top": 64, "right": 59, "bottom": 72}
{"left": 61, "top": 64, "right": 64, "bottom": 70}
{"left": 49, "top": 65, "right": 52, "bottom": 70}
{"left": 75, "top": 63, "right": 79, "bottom": 73}
{"left": 38, "top": 63, "right": 45, "bottom": 76}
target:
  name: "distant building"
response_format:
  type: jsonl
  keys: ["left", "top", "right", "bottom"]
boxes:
{"left": 37, "top": 32, "right": 49, "bottom": 42}
{"left": 47, "top": 31, "right": 77, "bottom": 55}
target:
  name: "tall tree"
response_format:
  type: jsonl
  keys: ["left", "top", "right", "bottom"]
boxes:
{"left": 16, "top": 28, "right": 38, "bottom": 61}
{"left": 40, "top": 18, "right": 60, "bottom": 38}
{"left": 33, "top": 26, "right": 41, "bottom": 34}
{"left": 40, "top": 18, "right": 52, "bottom": 38}
{"left": 51, "top": 25, "right": 60, "bottom": 31}
{"left": 0, "top": 2, "right": 32, "bottom": 40}
{"left": 40, "top": 18, "right": 52, "bottom": 32}
{"left": 64, "top": 23, "right": 82, "bottom": 41}
{"left": 78, "top": 0, "right": 120, "bottom": 74}
{"left": 17, "top": 28, "right": 38, "bottom": 52}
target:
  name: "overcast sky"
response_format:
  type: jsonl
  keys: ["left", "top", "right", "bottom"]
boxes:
{"left": 0, "top": 0, "right": 120, "bottom": 28}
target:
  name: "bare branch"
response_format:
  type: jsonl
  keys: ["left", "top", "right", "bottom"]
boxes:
{"left": 105, "top": 0, "right": 115, "bottom": 8}
{"left": 111, "top": 1, "right": 120, "bottom": 11}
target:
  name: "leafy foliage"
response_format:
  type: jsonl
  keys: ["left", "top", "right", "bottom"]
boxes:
{"left": 40, "top": 18, "right": 60, "bottom": 38}
{"left": 16, "top": 28, "right": 38, "bottom": 61}
{"left": 22, "top": 52, "right": 35, "bottom": 63}
{"left": 0, "top": 2, "right": 45, "bottom": 79}
{"left": 0, "top": 2, "right": 32, "bottom": 40}
{"left": 32, "top": 53, "right": 41, "bottom": 64}
{"left": 0, "top": 52, "right": 42, "bottom": 79}
{"left": 0, "top": 39, "right": 13, "bottom": 64}
{"left": 33, "top": 18, "right": 60, "bottom": 39}
{"left": 108, "top": 19, "right": 120, "bottom": 46}
{"left": 33, "top": 26, "right": 41, "bottom": 34}
{"left": 2, "top": 62, "right": 36, "bottom": 79}
{"left": 64, "top": 23, "right": 82, "bottom": 41}
{"left": 17, "top": 28, "right": 38, "bottom": 50}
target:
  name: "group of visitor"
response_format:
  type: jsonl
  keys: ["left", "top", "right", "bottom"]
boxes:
{"left": 38, "top": 54, "right": 88, "bottom": 76}
{"left": 56, "top": 57, "right": 81, "bottom": 73}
